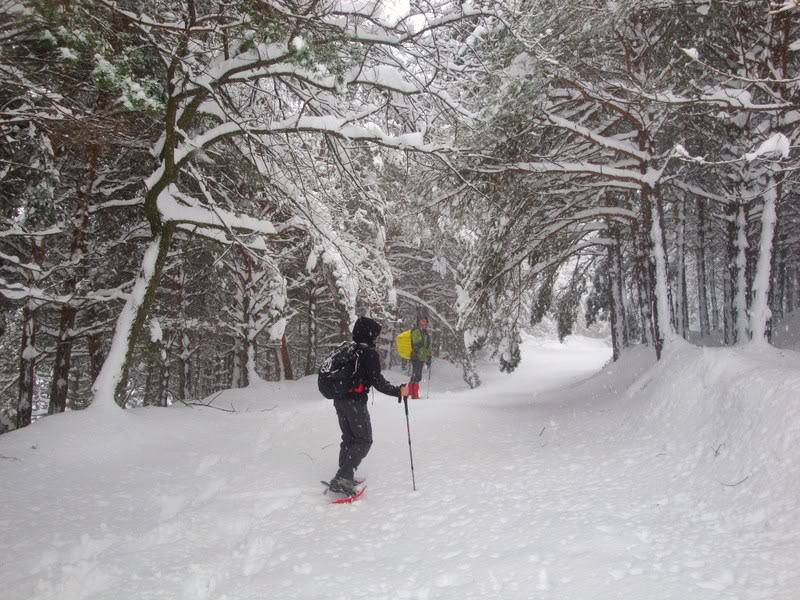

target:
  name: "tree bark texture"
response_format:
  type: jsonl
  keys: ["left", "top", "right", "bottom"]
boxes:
{"left": 90, "top": 226, "right": 175, "bottom": 408}
{"left": 49, "top": 145, "right": 97, "bottom": 414}
{"left": 675, "top": 196, "right": 688, "bottom": 339}
{"left": 608, "top": 221, "right": 628, "bottom": 361}
{"left": 279, "top": 335, "right": 294, "bottom": 381}
{"left": 695, "top": 197, "right": 711, "bottom": 337}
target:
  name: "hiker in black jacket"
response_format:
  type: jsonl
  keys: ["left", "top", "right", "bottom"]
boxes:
{"left": 328, "top": 316, "right": 408, "bottom": 495}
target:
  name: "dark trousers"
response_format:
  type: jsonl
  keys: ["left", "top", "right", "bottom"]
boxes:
{"left": 333, "top": 398, "right": 373, "bottom": 480}
{"left": 410, "top": 359, "right": 424, "bottom": 384}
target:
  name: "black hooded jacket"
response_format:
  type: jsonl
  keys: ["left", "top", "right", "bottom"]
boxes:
{"left": 346, "top": 316, "right": 401, "bottom": 401}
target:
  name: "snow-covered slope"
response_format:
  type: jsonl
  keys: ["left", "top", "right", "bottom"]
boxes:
{"left": 1, "top": 336, "right": 798, "bottom": 600}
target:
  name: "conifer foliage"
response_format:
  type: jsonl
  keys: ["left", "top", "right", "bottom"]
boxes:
{"left": 450, "top": 0, "right": 798, "bottom": 366}
{"left": 0, "top": 0, "right": 505, "bottom": 428}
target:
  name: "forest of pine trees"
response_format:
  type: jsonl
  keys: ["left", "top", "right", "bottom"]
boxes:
{"left": 1, "top": 0, "right": 797, "bottom": 432}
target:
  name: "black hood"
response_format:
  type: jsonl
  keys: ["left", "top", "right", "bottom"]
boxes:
{"left": 352, "top": 316, "right": 382, "bottom": 346}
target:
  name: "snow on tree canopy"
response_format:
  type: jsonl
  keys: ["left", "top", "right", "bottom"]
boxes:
{"left": 149, "top": 318, "right": 162, "bottom": 344}
{"left": 432, "top": 256, "right": 448, "bottom": 277}
{"left": 745, "top": 133, "right": 791, "bottom": 161}
{"left": 306, "top": 248, "right": 318, "bottom": 273}
{"left": 269, "top": 318, "right": 288, "bottom": 341}
{"left": 680, "top": 47, "right": 700, "bottom": 60}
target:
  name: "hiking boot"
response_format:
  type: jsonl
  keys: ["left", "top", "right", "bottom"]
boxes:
{"left": 328, "top": 478, "right": 358, "bottom": 495}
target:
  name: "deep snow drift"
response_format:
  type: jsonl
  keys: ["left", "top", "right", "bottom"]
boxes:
{"left": 1, "top": 335, "right": 798, "bottom": 600}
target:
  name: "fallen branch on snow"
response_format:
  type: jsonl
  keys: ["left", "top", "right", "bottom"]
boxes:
{"left": 721, "top": 475, "right": 750, "bottom": 487}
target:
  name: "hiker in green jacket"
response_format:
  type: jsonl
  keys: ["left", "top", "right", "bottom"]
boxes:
{"left": 409, "top": 317, "right": 432, "bottom": 399}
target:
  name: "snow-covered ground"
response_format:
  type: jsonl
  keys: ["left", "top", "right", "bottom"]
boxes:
{"left": 1, "top": 335, "right": 798, "bottom": 600}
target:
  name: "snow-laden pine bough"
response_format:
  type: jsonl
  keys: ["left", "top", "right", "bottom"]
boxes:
{"left": 83, "top": 1, "right": 513, "bottom": 408}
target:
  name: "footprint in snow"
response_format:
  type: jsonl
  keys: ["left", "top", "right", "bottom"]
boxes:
{"left": 242, "top": 536, "right": 275, "bottom": 577}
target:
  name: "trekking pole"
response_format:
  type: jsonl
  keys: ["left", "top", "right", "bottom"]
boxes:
{"left": 426, "top": 365, "right": 431, "bottom": 400}
{"left": 403, "top": 396, "right": 417, "bottom": 491}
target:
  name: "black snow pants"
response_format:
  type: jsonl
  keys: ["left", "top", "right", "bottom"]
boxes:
{"left": 410, "top": 359, "right": 424, "bottom": 384}
{"left": 333, "top": 398, "right": 373, "bottom": 480}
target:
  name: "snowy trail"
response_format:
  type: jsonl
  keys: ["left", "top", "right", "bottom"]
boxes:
{"left": 1, "top": 336, "right": 798, "bottom": 599}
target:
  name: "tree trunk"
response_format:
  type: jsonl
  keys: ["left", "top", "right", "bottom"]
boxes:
{"left": 193, "top": 348, "right": 201, "bottom": 398}
{"left": 158, "top": 358, "right": 170, "bottom": 407}
{"left": 651, "top": 189, "right": 673, "bottom": 351}
{"left": 90, "top": 226, "right": 175, "bottom": 409}
{"left": 233, "top": 251, "right": 256, "bottom": 388}
{"left": 48, "top": 305, "right": 77, "bottom": 415}
{"left": 387, "top": 324, "right": 397, "bottom": 369}
{"left": 87, "top": 331, "right": 104, "bottom": 384}
{"left": 69, "top": 361, "right": 81, "bottom": 410}
{"left": 639, "top": 189, "right": 664, "bottom": 358}
{"left": 304, "top": 292, "right": 317, "bottom": 375}
{"left": 749, "top": 182, "right": 780, "bottom": 344}
{"left": 232, "top": 345, "right": 245, "bottom": 388}
{"left": 174, "top": 264, "right": 191, "bottom": 400}
{"left": 213, "top": 345, "right": 220, "bottom": 392}
{"left": 695, "top": 198, "right": 711, "bottom": 337}
{"left": 274, "top": 346, "right": 284, "bottom": 381}
{"left": 757, "top": 0, "right": 791, "bottom": 339}
{"left": 608, "top": 221, "right": 628, "bottom": 361}
{"left": 770, "top": 222, "right": 786, "bottom": 330}
{"left": 675, "top": 195, "right": 688, "bottom": 339}
{"left": 49, "top": 145, "right": 97, "bottom": 414}
{"left": 226, "top": 349, "right": 236, "bottom": 387}
{"left": 177, "top": 331, "right": 190, "bottom": 400}
{"left": 722, "top": 202, "right": 737, "bottom": 344}
{"left": 144, "top": 364, "right": 153, "bottom": 407}
{"left": 16, "top": 303, "right": 36, "bottom": 428}
{"left": 734, "top": 204, "right": 750, "bottom": 344}
{"left": 710, "top": 262, "right": 720, "bottom": 332}
{"left": 633, "top": 216, "right": 654, "bottom": 346}
{"left": 459, "top": 342, "right": 481, "bottom": 389}
{"left": 786, "top": 265, "right": 796, "bottom": 315}
{"left": 16, "top": 237, "right": 45, "bottom": 428}
{"left": 279, "top": 335, "right": 293, "bottom": 380}
{"left": 245, "top": 339, "right": 260, "bottom": 385}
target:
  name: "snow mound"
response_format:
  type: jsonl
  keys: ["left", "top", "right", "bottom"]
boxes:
{"left": 619, "top": 340, "right": 800, "bottom": 530}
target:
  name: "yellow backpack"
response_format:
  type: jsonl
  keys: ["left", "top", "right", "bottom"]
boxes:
{"left": 395, "top": 330, "right": 413, "bottom": 359}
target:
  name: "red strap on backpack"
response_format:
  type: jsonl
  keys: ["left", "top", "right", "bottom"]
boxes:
{"left": 350, "top": 383, "right": 365, "bottom": 393}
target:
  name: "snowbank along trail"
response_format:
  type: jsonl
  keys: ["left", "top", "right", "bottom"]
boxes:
{"left": 1, "top": 335, "right": 798, "bottom": 599}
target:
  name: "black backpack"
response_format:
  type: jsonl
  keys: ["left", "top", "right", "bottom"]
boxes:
{"left": 318, "top": 342, "right": 363, "bottom": 399}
